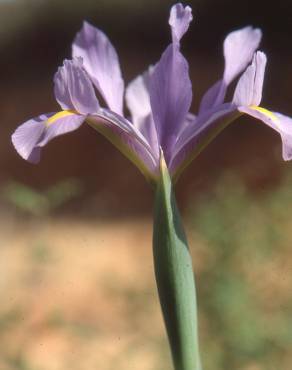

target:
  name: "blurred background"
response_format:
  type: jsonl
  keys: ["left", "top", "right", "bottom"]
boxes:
{"left": 1, "top": 0, "right": 292, "bottom": 369}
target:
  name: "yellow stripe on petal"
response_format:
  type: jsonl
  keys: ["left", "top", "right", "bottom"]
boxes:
{"left": 46, "top": 110, "right": 77, "bottom": 126}
{"left": 249, "top": 105, "right": 279, "bottom": 123}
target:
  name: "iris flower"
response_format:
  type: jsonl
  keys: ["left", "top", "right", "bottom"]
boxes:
{"left": 12, "top": 3, "right": 292, "bottom": 183}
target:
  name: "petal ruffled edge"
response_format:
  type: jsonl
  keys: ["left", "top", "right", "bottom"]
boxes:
{"left": 72, "top": 21, "right": 124, "bottom": 115}
{"left": 169, "top": 3, "right": 193, "bottom": 44}
{"left": 54, "top": 58, "right": 100, "bottom": 115}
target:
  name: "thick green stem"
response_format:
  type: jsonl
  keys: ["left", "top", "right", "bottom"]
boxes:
{"left": 152, "top": 155, "right": 202, "bottom": 370}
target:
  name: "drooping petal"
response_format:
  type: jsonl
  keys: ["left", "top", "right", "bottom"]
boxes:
{"left": 72, "top": 21, "right": 124, "bottom": 114}
{"left": 239, "top": 106, "right": 292, "bottom": 160}
{"left": 54, "top": 58, "right": 100, "bottom": 114}
{"left": 169, "top": 3, "right": 193, "bottom": 44}
{"left": 93, "top": 108, "right": 157, "bottom": 160}
{"left": 199, "top": 26, "right": 262, "bottom": 113}
{"left": 11, "top": 114, "right": 47, "bottom": 163}
{"left": 233, "top": 51, "right": 267, "bottom": 106}
{"left": 149, "top": 44, "right": 192, "bottom": 160}
{"left": 87, "top": 114, "right": 160, "bottom": 181}
{"left": 37, "top": 112, "right": 85, "bottom": 147}
{"left": 12, "top": 112, "right": 85, "bottom": 163}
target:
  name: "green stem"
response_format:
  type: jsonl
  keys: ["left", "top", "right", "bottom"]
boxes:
{"left": 152, "top": 154, "right": 202, "bottom": 370}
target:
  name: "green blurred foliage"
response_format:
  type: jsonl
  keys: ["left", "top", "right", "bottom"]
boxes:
{"left": 1, "top": 174, "right": 292, "bottom": 369}
{"left": 2, "top": 179, "right": 82, "bottom": 216}
{"left": 189, "top": 174, "right": 292, "bottom": 370}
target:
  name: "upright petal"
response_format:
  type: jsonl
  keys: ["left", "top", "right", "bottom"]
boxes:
{"left": 12, "top": 112, "right": 85, "bottom": 163}
{"left": 149, "top": 2, "right": 193, "bottom": 158}
{"left": 149, "top": 44, "right": 192, "bottom": 161}
{"left": 125, "top": 67, "right": 159, "bottom": 156}
{"left": 54, "top": 58, "right": 100, "bottom": 115}
{"left": 224, "top": 26, "right": 262, "bottom": 85}
{"left": 135, "top": 114, "right": 159, "bottom": 159}
{"left": 199, "top": 26, "right": 262, "bottom": 113}
{"left": 125, "top": 68, "right": 152, "bottom": 127}
{"left": 233, "top": 51, "right": 267, "bottom": 106}
{"left": 177, "top": 112, "right": 196, "bottom": 138}
{"left": 169, "top": 3, "right": 193, "bottom": 44}
{"left": 198, "top": 80, "right": 225, "bottom": 114}
{"left": 72, "top": 21, "right": 124, "bottom": 114}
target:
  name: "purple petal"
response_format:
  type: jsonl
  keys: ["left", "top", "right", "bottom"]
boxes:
{"left": 175, "top": 103, "right": 236, "bottom": 154}
{"left": 92, "top": 108, "right": 157, "bottom": 161}
{"left": 233, "top": 51, "right": 267, "bottom": 106}
{"left": 198, "top": 79, "right": 225, "bottom": 114}
{"left": 125, "top": 68, "right": 159, "bottom": 156}
{"left": 37, "top": 112, "right": 85, "bottom": 147}
{"left": 87, "top": 114, "right": 160, "bottom": 180}
{"left": 239, "top": 106, "right": 292, "bottom": 161}
{"left": 135, "top": 114, "right": 159, "bottom": 158}
{"left": 72, "top": 21, "right": 124, "bottom": 115}
{"left": 125, "top": 68, "right": 152, "bottom": 127}
{"left": 224, "top": 26, "right": 262, "bottom": 85}
{"left": 12, "top": 114, "right": 47, "bottom": 163}
{"left": 169, "top": 3, "right": 193, "bottom": 43}
{"left": 125, "top": 67, "right": 153, "bottom": 128}
{"left": 176, "top": 112, "right": 196, "bottom": 138}
{"left": 54, "top": 58, "right": 100, "bottom": 115}
{"left": 149, "top": 44, "right": 192, "bottom": 161}
{"left": 54, "top": 64, "right": 73, "bottom": 111}
{"left": 12, "top": 112, "right": 85, "bottom": 163}
{"left": 199, "top": 26, "right": 262, "bottom": 112}
{"left": 170, "top": 103, "right": 238, "bottom": 173}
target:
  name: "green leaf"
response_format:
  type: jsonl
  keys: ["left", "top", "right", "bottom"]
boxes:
{"left": 152, "top": 153, "right": 202, "bottom": 370}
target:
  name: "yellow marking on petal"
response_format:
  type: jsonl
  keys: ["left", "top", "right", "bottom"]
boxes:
{"left": 46, "top": 110, "right": 77, "bottom": 126}
{"left": 249, "top": 105, "right": 279, "bottom": 123}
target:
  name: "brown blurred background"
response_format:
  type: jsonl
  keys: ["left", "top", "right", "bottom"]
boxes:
{"left": 1, "top": 1, "right": 292, "bottom": 370}
{"left": 1, "top": 0, "right": 292, "bottom": 213}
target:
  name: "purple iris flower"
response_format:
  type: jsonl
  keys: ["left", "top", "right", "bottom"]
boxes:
{"left": 12, "top": 3, "right": 292, "bottom": 183}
